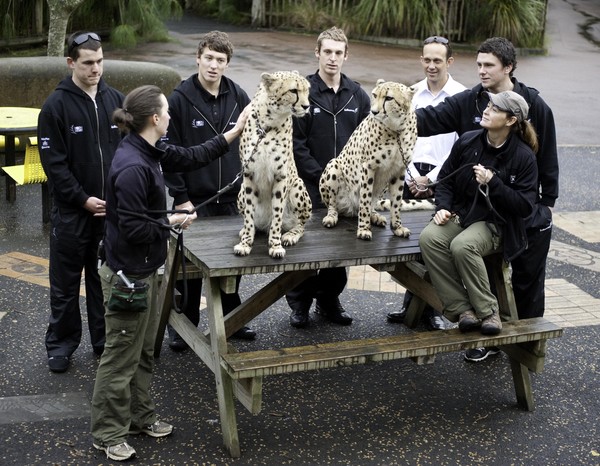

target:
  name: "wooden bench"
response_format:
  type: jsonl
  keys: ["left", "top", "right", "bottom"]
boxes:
{"left": 1, "top": 137, "right": 51, "bottom": 223}
{"left": 221, "top": 318, "right": 562, "bottom": 413}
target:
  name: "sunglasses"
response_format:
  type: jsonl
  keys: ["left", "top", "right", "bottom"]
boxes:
{"left": 70, "top": 32, "right": 101, "bottom": 49}
{"left": 423, "top": 36, "right": 449, "bottom": 45}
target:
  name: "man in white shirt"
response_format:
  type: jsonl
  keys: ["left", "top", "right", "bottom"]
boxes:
{"left": 387, "top": 36, "right": 466, "bottom": 330}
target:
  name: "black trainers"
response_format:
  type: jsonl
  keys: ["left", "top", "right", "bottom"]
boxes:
{"left": 387, "top": 306, "right": 407, "bottom": 323}
{"left": 168, "top": 334, "right": 189, "bottom": 352}
{"left": 464, "top": 347, "right": 501, "bottom": 362}
{"left": 48, "top": 356, "right": 69, "bottom": 373}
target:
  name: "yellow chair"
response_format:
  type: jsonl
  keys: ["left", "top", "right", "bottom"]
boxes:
{"left": 2, "top": 137, "right": 51, "bottom": 223}
{"left": 0, "top": 135, "right": 23, "bottom": 151}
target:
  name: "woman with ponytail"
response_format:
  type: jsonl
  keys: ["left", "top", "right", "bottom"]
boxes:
{"left": 91, "top": 85, "right": 247, "bottom": 461}
{"left": 418, "top": 90, "right": 538, "bottom": 336}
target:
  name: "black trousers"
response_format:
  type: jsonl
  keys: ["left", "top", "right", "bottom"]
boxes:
{"left": 511, "top": 224, "right": 553, "bottom": 319}
{"left": 285, "top": 267, "right": 348, "bottom": 311}
{"left": 45, "top": 206, "right": 105, "bottom": 357}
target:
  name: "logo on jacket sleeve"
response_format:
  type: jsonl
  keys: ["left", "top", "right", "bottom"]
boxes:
{"left": 70, "top": 125, "right": 83, "bottom": 134}
{"left": 192, "top": 119, "right": 205, "bottom": 128}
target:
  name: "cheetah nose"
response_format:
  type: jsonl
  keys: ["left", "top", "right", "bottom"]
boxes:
{"left": 371, "top": 110, "right": 379, "bottom": 115}
{"left": 302, "top": 104, "right": 309, "bottom": 110}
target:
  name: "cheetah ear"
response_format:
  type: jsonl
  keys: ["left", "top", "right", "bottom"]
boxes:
{"left": 376, "top": 78, "right": 386, "bottom": 85}
{"left": 291, "top": 70, "right": 300, "bottom": 75}
{"left": 261, "top": 72, "right": 276, "bottom": 88}
{"left": 408, "top": 85, "right": 417, "bottom": 97}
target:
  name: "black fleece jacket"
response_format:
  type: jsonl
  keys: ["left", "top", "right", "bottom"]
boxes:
{"left": 435, "top": 129, "right": 538, "bottom": 261}
{"left": 416, "top": 78, "right": 558, "bottom": 229}
{"left": 163, "top": 74, "right": 250, "bottom": 206}
{"left": 38, "top": 77, "right": 124, "bottom": 209}
{"left": 104, "top": 132, "right": 230, "bottom": 277}
{"left": 293, "top": 71, "right": 371, "bottom": 205}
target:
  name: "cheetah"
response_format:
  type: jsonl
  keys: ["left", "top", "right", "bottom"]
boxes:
{"left": 319, "top": 80, "right": 419, "bottom": 240}
{"left": 234, "top": 71, "right": 312, "bottom": 259}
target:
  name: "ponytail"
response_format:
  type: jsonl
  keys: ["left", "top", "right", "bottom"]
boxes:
{"left": 519, "top": 120, "right": 539, "bottom": 155}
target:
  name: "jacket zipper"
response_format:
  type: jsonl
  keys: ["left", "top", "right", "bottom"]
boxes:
{"left": 311, "top": 94, "right": 355, "bottom": 158}
{"left": 93, "top": 98, "right": 104, "bottom": 196}
{"left": 192, "top": 103, "right": 238, "bottom": 202}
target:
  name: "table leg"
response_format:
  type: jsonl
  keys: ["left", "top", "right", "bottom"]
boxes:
{"left": 207, "top": 276, "right": 241, "bottom": 457}
{"left": 5, "top": 135, "right": 15, "bottom": 202}
{"left": 154, "top": 238, "right": 181, "bottom": 357}
{"left": 509, "top": 357, "right": 535, "bottom": 411}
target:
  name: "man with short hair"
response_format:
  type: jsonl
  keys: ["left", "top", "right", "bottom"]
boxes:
{"left": 387, "top": 35, "right": 466, "bottom": 331}
{"left": 416, "top": 37, "right": 558, "bottom": 361}
{"left": 164, "top": 31, "right": 254, "bottom": 349}
{"left": 38, "top": 31, "right": 124, "bottom": 373}
{"left": 286, "top": 26, "right": 371, "bottom": 328}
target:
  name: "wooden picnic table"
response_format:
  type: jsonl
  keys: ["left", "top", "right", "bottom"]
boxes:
{"left": 154, "top": 209, "right": 562, "bottom": 457}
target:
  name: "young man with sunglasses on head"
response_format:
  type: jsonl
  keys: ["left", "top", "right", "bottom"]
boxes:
{"left": 387, "top": 35, "right": 466, "bottom": 331}
{"left": 38, "top": 31, "right": 124, "bottom": 373}
{"left": 415, "top": 37, "right": 558, "bottom": 362}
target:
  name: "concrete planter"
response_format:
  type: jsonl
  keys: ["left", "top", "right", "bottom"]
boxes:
{"left": 0, "top": 57, "right": 182, "bottom": 107}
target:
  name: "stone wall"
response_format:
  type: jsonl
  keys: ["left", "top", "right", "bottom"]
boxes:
{"left": 0, "top": 57, "right": 182, "bottom": 108}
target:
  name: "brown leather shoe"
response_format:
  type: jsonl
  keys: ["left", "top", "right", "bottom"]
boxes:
{"left": 481, "top": 310, "right": 502, "bottom": 335}
{"left": 458, "top": 310, "right": 481, "bottom": 332}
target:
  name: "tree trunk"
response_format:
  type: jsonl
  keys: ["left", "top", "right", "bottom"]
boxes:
{"left": 35, "top": 0, "right": 44, "bottom": 35}
{"left": 45, "top": 0, "right": 86, "bottom": 57}
{"left": 251, "top": 0, "right": 265, "bottom": 27}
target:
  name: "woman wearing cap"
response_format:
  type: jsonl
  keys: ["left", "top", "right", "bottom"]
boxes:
{"left": 418, "top": 90, "right": 538, "bottom": 335}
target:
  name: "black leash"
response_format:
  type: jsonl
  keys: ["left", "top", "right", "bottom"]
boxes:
{"left": 405, "top": 161, "right": 505, "bottom": 236}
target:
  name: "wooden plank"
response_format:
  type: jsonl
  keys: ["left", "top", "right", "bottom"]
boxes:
{"left": 154, "top": 239, "right": 181, "bottom": 357}
{"left": 206, "top": 277, "right": 241, "bottom": 457}
{"left": 509, "top": 358, "right": 534, "bottom": 411}
{"left": 221, "top": 318, "right": 563, "bottom": 379}
{"left": 180, "top": 209, "right": 431, "bottom": 277}
{"left": 219, "top": 270, "right": 315, "bottom": 338}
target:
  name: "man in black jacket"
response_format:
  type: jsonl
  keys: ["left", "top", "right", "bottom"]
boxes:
{"left": 286, "top": 26, "right": 371, "bottom": 328}
{"left": 416, "top": 37, "right": 558, "bottom": 362}
{"left": 163, "top": 31, "right": 254, "bottom": 349}
{"left": 38, "top": 32, "right": 124, "bottom": 373}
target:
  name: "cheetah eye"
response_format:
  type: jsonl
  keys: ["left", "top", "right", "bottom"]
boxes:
{"left": 289, "top": 89, "right": 298, "bottom": 95}
{"left": 384, "top": 96, "right": 393, "bottom": 101}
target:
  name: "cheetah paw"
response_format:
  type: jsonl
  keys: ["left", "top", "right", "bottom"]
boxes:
{"left": 233, "top": 243, "right": 252, "bottom": 256}
{"left": 370, "top": 212, "right": 387, "bottom": 226}
{"left": 322, "top": 214, "right": 338, "bottom": 228}
{"left": 357, "top": 229, "right": 373, "bottom": 241}
{"left": 269, "top": 246, "right": 286, "bottom": 259}
{"left": 282, "top": 232, "right": 300, "bottom": 246}
{"left": 392, "top": 226, "right": 411, "bottom": 238}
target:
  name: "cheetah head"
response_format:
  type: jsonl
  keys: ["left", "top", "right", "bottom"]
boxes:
{"left": 259, "top": 71, "right": 311, "bottom": 118}
{"left": 370, "top": 79, "right": 416, "bottom": 131}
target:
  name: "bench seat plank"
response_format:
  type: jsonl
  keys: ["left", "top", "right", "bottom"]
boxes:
{"left": 221, "top": 318, "right": 562, "bottom": 379}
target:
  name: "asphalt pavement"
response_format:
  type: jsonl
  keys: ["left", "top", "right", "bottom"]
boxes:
{"left": 1, "top": 0, "right": 599, "bottom": 465}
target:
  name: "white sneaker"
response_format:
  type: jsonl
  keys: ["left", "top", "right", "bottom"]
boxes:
{"left": 141, "top": 420, "right": 174, "bottom": 438}
{"left": 93, "top": 441, "right": 136, "bottom": 461}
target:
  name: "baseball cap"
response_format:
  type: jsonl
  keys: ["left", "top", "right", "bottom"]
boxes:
{"left": 487, "top": 91, "right": 529, "bottom": 123}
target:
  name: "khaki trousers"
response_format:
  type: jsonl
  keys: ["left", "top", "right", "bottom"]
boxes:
{"left": 419, "top": 219, "right": 501, "bottom": 322}
{"left": 91, "top": 263, "right": 158, "bottom": 447}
